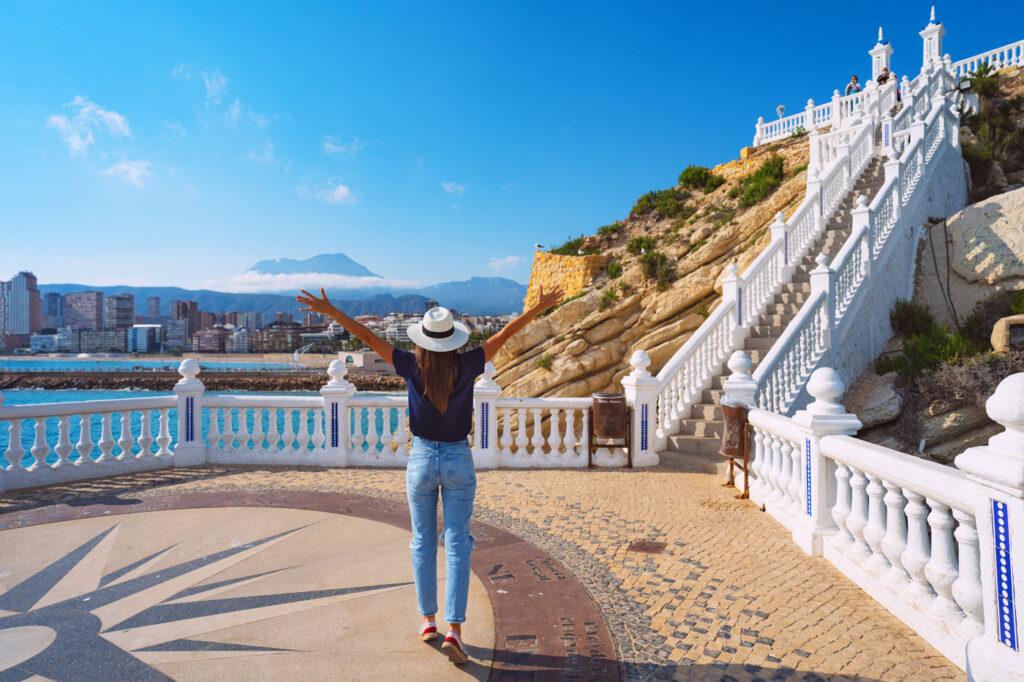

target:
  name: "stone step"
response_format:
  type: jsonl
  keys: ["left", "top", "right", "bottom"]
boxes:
{"left": 745, "top": 335, "right": 778, "bottom": 351}
{"left": 765, "top": 302, "right": 801, "bottom": 315}
{"left": 701, "top": 387, "right": 725, "bottom": 404}
{"left": 666, "top": 435, "right": 724, "bottom": 459}
{"left": 689, "top": 403, "right": 724, "bottom": 421}
{"left": 749, "top": 324, "right": 786, "bottom": 339}
{"left": 780, "top": 282, "right": 810, "bottom": 294}
{"left": 758, "top": 312, "right": 794, "bottom": 327}
{"left": 772, "top": 291, "right": 807, "bottom": 305}
{"left": 676, "top": 419, "right": 724, "bottom": 440}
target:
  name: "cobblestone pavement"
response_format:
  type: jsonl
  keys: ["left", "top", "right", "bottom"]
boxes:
{"left": 0, "top": 462, "right": 965, "bottom": 682}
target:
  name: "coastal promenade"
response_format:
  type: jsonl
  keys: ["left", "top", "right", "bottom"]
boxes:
{"left": 0, "top": 457, "right": 963, "bottom": 681}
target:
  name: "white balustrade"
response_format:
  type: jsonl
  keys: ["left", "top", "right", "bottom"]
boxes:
{"left": 953, "top": 39, "right": 1024, "bottom": 77}
{"left": 493, "top": 398, "right": 591, "bottom": 467}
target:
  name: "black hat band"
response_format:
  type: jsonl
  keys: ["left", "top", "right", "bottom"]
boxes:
{"left": 423, "top": 326, "right": 454, "bottom": 339}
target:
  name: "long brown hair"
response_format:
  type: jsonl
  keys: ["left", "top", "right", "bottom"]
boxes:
{"left": 414, "top": 346, "right": 460, "bottom": 414}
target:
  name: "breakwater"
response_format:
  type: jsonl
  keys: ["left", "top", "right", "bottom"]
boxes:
{"left": 0, "top": 371, "right": 407, "bottom": 392}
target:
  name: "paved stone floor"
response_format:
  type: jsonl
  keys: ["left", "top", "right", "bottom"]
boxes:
{"left": 0, "top": 459, "right": 965, "bottom": 682}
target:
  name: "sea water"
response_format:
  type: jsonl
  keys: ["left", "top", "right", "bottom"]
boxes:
{"left": 0, "top": 388, "right": 403, "bottom": 470}
{"left": 1, "top": 358, "right": 301, "bottom": 372}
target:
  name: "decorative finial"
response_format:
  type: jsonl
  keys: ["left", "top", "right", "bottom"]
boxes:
{"left": 727, "top": 350, "right": 752, "bottom": 378}
{"left": 856, "top": 195, "right": 869, "bottom": 208}
{"left": 326, "top": 359, "right": 350, "bottom": 386}
{"left": 814, "top": 252, "right": 830, "bottom": 270}
{"left": 930, "top": 5, "right": 936, "bottom": 22}
{"left": 806, "top": 368, "right": 847, "bottom": 415}
{"left": 878, "top": 26, "right": 883, "bottom": 42}
{"left": 483, "top": 361, "right": 497, "bottom": 380}
{"left": 774, "top": 211, "right": 787, "bottom": 224}
{"left": 629, "top": 350, "right": 651, "bottom": 376}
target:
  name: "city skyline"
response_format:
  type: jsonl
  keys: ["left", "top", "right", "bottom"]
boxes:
{"left": 3, "top": 3, "right": 1021, "bottom": 291}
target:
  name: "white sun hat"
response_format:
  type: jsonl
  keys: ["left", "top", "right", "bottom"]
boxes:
{"left": 407, "top": 307, "right": 470, "bottom": 352}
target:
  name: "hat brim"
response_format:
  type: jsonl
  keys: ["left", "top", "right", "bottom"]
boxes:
{"left": 407, "top": 320, "right": 471, "bottom": 352}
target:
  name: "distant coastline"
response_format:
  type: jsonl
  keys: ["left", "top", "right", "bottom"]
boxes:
{"left": 0, "top": 371, "right": 406, "bottom": 393}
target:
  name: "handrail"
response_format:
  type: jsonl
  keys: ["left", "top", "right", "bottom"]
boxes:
{"left": 0, "top": 396, "right": 176, "bottom": 419}
{"left": 820, "top": 435, "right": 983, "bottom": 512}
{"left": 203, "top": 395, "right": 325, "bottom": 409}
{"left": 495, "top": 397, "right": 591, "bottom": 409}
{"left": 747, "top": 408, "right": 806, "bottom": 445}
{"left": 655, "top": 298, "right": 736, "bottom": 384}
{"left": 952, "top": 38, "right": 1024, "bottom": 77}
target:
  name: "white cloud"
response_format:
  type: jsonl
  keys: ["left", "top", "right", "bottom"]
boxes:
{"left": 246, "top": 138, "right": 274, "bottom": 163}
{"left": 46, "top": 96, "right": 131, "bottom": 156}
{"left": 297, "top": 178, "right": 356, "bottom": 204}
{"left": 227, "top": 99, "right": 269, "bottom": 127}
{"left": 102, "top": 160, "right": 152, "bottom": 187}
{"left": 228, "top": 98, "right": 242, "bottom": 123}
{"left": 163, "top": 121, "right": 187, "bottom": 137}
{"left": 487, "top": 255, "right": 522, "bottom": 273}
{"left": 322, "top": 135, "right": 364, "bottom": 155}
{"left": 442, "top": 181, "right": 465, "bottom": 195}
{"left": 203, "top": 70, "right": 229, "bottom": 103}
{"left": 203, "top": 271, "right": 418, "bottom": 293}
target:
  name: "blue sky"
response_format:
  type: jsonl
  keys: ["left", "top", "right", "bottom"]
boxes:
{"left": 1, "top": 2, "right": 1020, "bottom": 292}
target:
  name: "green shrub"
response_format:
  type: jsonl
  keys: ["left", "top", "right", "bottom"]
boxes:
{"left": 537, "top": 353, "right": 554, "bottom": 371}
{"left": 640, "top": 250, "right": 675, "bottom": 289}
{"left": 687, "top": 237, "right": 708, "bottom": 254}
{"left": 606, "top": 261, "right": 622, "bottom": 278}
{"left": 598, "top": 288, "right": 618, "bottom": 312}
{"left": 735, "top": 154, "right": 786, "bottom": 207}
{"left": 550, "top": 235, "right": 599, "bottom": 256}
{"left": 632, "top": 188, "right": 692, "bottom": 218}
{"left": 790, "top": 163, "right": 808, "bottom": 177}
{"left": 597, "top": 221, "right": 623, "bottom": 237}
{"left": 789, "top": 126, "right": 807, "bottom": 138}
{"left": 626, "top": 236, "right": 657, "bottom": 254}
{"left": 918, "top": 351, "right": 1024, "bottom": 409}
{"left": 678, "top": 165, "right": 714, "bottom": 189}
{"left": 876, "top": 325, "right": 981, "bottom": 379}
{"left": 696, "top": 300, "right": 712, "bottom": 318}
{"left": 890, "top": 299, "right": 935, "bottom": 337}
{"left": 618, "top": 281, "right": 630, "bottom": 293}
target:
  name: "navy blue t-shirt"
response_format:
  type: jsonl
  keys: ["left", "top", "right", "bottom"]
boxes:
{"left": 393, "top": 346, "right": 486, "bottom": 442}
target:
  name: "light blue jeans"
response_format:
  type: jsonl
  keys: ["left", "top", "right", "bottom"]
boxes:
{"left": 406, "top": 436, "right": 476, "bottom": 623}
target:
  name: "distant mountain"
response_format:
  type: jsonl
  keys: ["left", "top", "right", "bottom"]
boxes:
{"left": 38, "top": 284, "right": 430, "bottom": 317}
{"left": 251, "top": 253, "right": 378, "bottom": 277}
{"left": 417, "top": 277, "right": 527, "bottom": 316}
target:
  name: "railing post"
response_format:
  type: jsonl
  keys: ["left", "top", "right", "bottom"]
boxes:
{"left": 909, "top": 110, "right": 927, "bottom": 145}
{"left": 173, "top": 359, "right": 205, "bottom": 467}
{"left": 901, "top": 74, "right": 914, "bottom": 116}
{"left": 956, "top": 373, "right": 1024, "bottom": 681}
{"left": 851, "top": 194, "right": 872, "bottom": 256}
{"left": 753, "top": 116, "right": 766, "bottom": 146}
{"left": 320, "top": 359, "right": 356, "bottom": 466}
{"left": 807, "top": 128, "right": 821, "bottom": 173}
{"left": 810, "top": 253, "right": 834, "bottom": 367}
{"left": 881, "top": 113, "right": 894, "bottom": 156}
{"left": 722, "top": 350, "right": 757, "bottom": 408}
{"left": 830, "top": 89, "right": 842, "bottom": 129}
{"left": 804, "top": 98, "right": 816, "bottom": 131}
{"left": 472, "top": 362, "right": 501, "bottom": 469}
{"left": 721, "top": 263, "right": 744, "bottom": 337}
{"left": 791, "top": 367, "right": 862, "bottom": 556}
{"left": 0, "top": 392, "right": 5, "bottom": 493}
{"left": 621, "top": 350, "right": 660, "bottom": 467}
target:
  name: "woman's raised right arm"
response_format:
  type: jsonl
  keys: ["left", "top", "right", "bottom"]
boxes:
{"left": 297, "top": 288, "right": 396, "bottom": 364}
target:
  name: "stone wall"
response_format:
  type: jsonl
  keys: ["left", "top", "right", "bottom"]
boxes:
{"left": 522, "top": 252, "right": 610, "bottom": 312}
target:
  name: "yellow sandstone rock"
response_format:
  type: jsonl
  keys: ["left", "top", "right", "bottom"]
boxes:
{"left": 523, "top": 252, "right": 610, "bottom": 312}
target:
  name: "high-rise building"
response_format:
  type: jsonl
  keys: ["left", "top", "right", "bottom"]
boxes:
{"left": 129, "top": 324, "right": 162, "bottom": 353}
{"left": 65, "top": 291, "right": 104, "bottom": 329}
{"left": 43, "top": 292, "right": 65, "bottom": 329}
{"left": 104, "top": 294, "right": 135, "bottom": 329}
{"left": 164, "top": 318, "right": 190, "bottom": 351}
{"left": 192, "top": 327, "right": 232, "bottom": 352}
{"left": 275, "top": 311, "right": 293, "bottom": 325}
{"left": 171, "top": 300, "right": 200, "bottom": 336}
{"left": 147, "top": 297, "right": 161, "bottom": 319}
{"left": 0, "top": 271, "right": 42, "bottom": 335}
{"left": 240, "top": 311, "right": 263, "bottom": 330}
{"left": 199, "top": 310, "right": 216, "bottom": 330}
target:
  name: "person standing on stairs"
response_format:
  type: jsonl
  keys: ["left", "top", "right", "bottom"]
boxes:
{"left": 296, "top": 285, "right": 564, "bottom": 665}
{"left": 845, "top": 74, "right": 861, "bottom": 95}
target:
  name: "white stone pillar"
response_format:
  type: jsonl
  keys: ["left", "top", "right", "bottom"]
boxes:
{"left": 722, "top": 351, "right": 758, "bottom": 409}
{"left": 173, "top": 359, "right": 205, "bottom": 467}
{"left": 320, "top": 359, "right": 356, "bottom": 466}
{"left": 804, "top": 99, "right": 817, "bottom": 132}
{"left": 909, "top": 110, "right": 927, "bottom": 146}
{"left": 472, "top": 362, "right": 501, "bottom": 469}
{"left": 792, "top": 368, "right": 862, "bottom": 556}
{"left": 621, "top": 350, "right": 660, "bottom": 467}
{"left": 831, "top": 89, "right": 842, "bottom": 129}
{"left": 753, "top": 116, "right": 766, "bottom": 147}
{"left": 901, "top": 74, "right": 914, "bottom": 116}
{"left": 721, "top": 263, "right": 744, "bottom": 340}
{"left": 956, "top": 373, "right": 1024, "bottom": 681}
{"left": 810, "top": 253, "right": 834, "bottom": 367}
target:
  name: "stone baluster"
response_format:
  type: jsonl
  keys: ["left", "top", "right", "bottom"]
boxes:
{"left": 117, "top": 412, "right": 134, "bottom": 459}
{"left": 846, "top": 467, "right": 871, "bottom": 562}
{"left": 547, "top": 408, "right": 562, "bottom": 458}
{"left": 901, "top": 489, "right": 936, "bottom": 607}
{"left": 268, "top": 409, "right": 283, "bottom": 450}
{"left": 530, "top": 408, "right": 544, "bottom": 455}
{"left": 472, "top": 362, "right": 500, "bottom": 468}
{"left": 952, "top": 509, "right": 985, "bottom": 639}
{"left": 4, "top": 417, "right": 25, "bottom": 473}
{"left": 96, "top": 413, "right": 115, "bottom": 463}
{"left": 750, "top": 427, "right": 766, "bottom": 504}
{"left": 31, "top": 418, "right": 50, "bottom": 469}
{"left": 514, "top": 408, "right": 528, "bottom": 455}
{"left": 830, "top": 89, "right": 842, "bottom": 129}
{"left": 297, "top": 409, "right": 313, "bottom": 452}
{"left": 208, "top": 408, "right": 222, "bottom": 450}
{"left": 237, "top": 408, "right": 251, "bottom": 450}
{"left": 321, "top": 360, "right": 356, "bottom": 465}
{"left": 55, "top": 415, "right": 74, "bottom": 466}
{"left": 622, "top": 349, "right": 660, "bottom": 466}
{"left": 863, "top": 474, "right": 891, "bottom": 574}
{"left": 901, "top": 75, "right": 913, "bottom": 115}
{"left": 137, "top": 411, "right": 153, "bottom": 457}
{"left": 156, "top": 408, "right": 172, "bottom": 457}
{"left": 75, "top": 415, "right": 93, "bottom": 465}
{"left": 924, "top": 499, "right": 962, "bottom": 621}
{"left": 880, "top": 481, "right": 910, "bottom": 588}
{"left": 753, "top": 116, "right": 766, "bottom": 146}
{"left": 174, "top": 359, "right": 206, "bottom": 467}
{"left": 562, "top": 408, "right": 577, "bottom": 457}
{"left": 251, "top": 408, "right": 265, "bottom": 451}
{"left": 804, "top": 98, "right": 816, "bottom": 131}
{"left": 955, "top": 373, "right": 1024, "bottom": 680}
{"left": 767, "top": 433, "right": 784, "bottom": 504}
{"left": 222, "top": 408, "right": 235, "bottom": 450}
{"left": 284, "top": 409, "right": 300, "bottom": 452}
{"left": 499, "top": 408, "right": 513, "bottom": 456}
{"left": 809, "top": 253, "right": 834, "bottom": 368}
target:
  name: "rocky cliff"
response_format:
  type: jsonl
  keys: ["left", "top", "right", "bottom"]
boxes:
{"left": 494, "top": 137, "right": 810, "bottom": 398}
